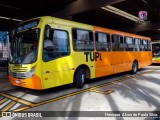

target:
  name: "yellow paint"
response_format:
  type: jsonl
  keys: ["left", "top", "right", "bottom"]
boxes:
{"left": 13, "top": 106, "right": 30, "bottom": 112}
{"left": 0, "top": 98, "right": 7, "bottom": 104}
{"left": 152, "top": 57, "right": 160, "bottom": 63}
{"left": 1, "top": 101, "right": 16, "bottom": 111}
{"left": 89, "top": 89, "right": 114, "bottom": 94}
{"left": 0, "top": 93, "right": 34, "bottom": 106}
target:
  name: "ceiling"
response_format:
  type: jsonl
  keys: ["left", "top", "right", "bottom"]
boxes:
{"left": 1, "top": 0, "right": 160, "bottom": 39}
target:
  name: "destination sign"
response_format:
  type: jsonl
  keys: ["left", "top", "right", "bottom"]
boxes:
{"left": 16, "top": 19, "right": 40, "bottom": 32}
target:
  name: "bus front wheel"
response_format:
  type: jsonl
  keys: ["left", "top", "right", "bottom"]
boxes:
{"left": 74, "top": 68, "right": 85, "bottom": 88}
{"left": 131, "top": 61, "right": 138, "bottom": 74}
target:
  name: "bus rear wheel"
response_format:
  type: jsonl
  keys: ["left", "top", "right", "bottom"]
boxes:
{"left": 131, "top": 61, "right": 138, "bottom": 74}
{"left": 74, "top": 68, "right": 85, "bottom": 88}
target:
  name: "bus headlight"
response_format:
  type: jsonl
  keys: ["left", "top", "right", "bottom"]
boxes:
{"left": 25, "top": 66, "right": 36, "bottom": 78}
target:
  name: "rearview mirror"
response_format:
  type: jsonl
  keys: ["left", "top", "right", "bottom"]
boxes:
{"left": 44, "top": 25, "right": 51, "bottom": 39}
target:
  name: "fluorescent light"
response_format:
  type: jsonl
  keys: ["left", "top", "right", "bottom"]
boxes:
{"left": 0, "top": 16, "right": 10, "bottom": 19}
{"left": 141, "top": 0, "right": 148, "bottom": 4}
{"left": 101, "top": 5, "right": 139, "bottom": 22}
{"left": 12, "top": 18, "right": 23, "bottom": 22}
{"left": 0, "top": 16, "right": 23, "bottom": 21}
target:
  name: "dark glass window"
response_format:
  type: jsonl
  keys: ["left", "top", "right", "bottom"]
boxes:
{"left": 112, "top": 35, "right": 124, "bottom": 51}
{"left": 43, "top": 29, "right": 70, "bottom": 62}
{"left": 124, "top": 37, "right": 134, "bottom": 51}
{"left": 148, "top": 41, "right": 151, "bottom": 51}
{"left": 143, "top": 40, "right": 150, "bottom": 51}
{"left": 134, "top": 38, "right": 140, "bottom": 51}
{"left": 140, "top": 40, "right": 144, "bottom": 51}
{"left": 95, "top": 32, "right": 111, "bottom": 51}
{"left": 73, "top": 29, "right": 94, "bottom": 51}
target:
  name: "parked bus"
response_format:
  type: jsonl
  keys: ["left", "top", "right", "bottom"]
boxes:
{"left": 152, "top": 40, "right": 160, "bottom": 63}
{"left": 8, "top": 16, "right": 152, "bottom": 90}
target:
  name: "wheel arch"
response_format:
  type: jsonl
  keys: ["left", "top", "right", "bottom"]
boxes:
{"left": 131, "top": 59, "right": 139, "bottom": 74}
{"left": 133, "top": 59, "right": 138, "bottom": 68}
{"left": 73, "top": 64, "right": 91, "bottom": 83}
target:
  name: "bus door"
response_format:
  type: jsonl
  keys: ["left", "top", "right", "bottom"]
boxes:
{"left": 42, "top": 24, "right": 71, "bottom": 89}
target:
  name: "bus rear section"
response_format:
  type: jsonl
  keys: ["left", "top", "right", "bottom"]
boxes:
{"left": 93, "top": 26, "right": 152, "bottom": 78}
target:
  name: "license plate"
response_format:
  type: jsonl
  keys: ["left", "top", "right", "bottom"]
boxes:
{"left": 15, "top": 80, "right": 21, "bottom": 84}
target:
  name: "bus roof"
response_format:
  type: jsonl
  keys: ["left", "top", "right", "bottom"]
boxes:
{"left": 93, "top": 26, "right": 151, "bottom": 40}
{"left": 20, "top": 16, "right": 151, "bottom": 40}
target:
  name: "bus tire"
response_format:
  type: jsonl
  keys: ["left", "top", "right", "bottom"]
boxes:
{"left": 131, "top": 61, "right": 138, "bottom": 74}
{"left": 74, "top": 68, "right": 85, "bottom": 88}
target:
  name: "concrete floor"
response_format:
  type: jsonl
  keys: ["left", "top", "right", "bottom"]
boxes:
{"left": 0, "top": 65, "right": 160, "bottom": 120}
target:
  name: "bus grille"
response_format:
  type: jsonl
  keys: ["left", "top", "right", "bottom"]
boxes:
{"left": 12, "top": 67, "right": 28, "bottom": 73}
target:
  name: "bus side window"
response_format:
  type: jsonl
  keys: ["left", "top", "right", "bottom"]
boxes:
{"left": 143, "top": 40, "right": 148, "bottom": 51}
{"left": 72, "top": 29, "right": 94, "bottom": 51}
{"left": 140, "top": 40, "right": 144, "bottom": 51}
{"left": 112, "top": 35, "right": 124, "bottom": 51}
{"left": 95, "top": 32, "right": 111, "bottom": 51}
{"left": 43, "top": 29, "right": 70, "bottom": 62}
{"left": 124, "top": 37, "right": 134, "bottom": 51}
{"left": 134, "top": 38, "right": 140, "bottom": 51}
{"left": 148, "top": 41, "right": 151, "bottom": 51}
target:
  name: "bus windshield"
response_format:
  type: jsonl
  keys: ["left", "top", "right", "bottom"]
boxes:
{"left": 9, "top": 29, "right": 40, "bottom": 64}
{"left": 152, "top": 43, "right": 160, "bottom": 58}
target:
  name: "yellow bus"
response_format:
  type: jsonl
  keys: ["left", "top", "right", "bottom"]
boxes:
{"left": 8, "top": 16, "right": 152, "bottom": 90}
{"left": 152, "top": 40, "right": 160, "bottom": 63}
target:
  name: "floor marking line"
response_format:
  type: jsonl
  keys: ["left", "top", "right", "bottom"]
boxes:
{"left": 13, "top": 106, "right": 30, "bottom": 112}
{"left": 0, "top": 93, "right": 35, "bottom": 107}
{"left": 89, "top": 89, "right": 114, "bottom": 94}
{"left": 1, "top": 101, "right": 16, "bottom": 111}
{"left": 13, "top": 74, "right": 136, "bottom": 111}
{"left": 10, "top": 103, "right": 21, "bottom": 111}
{"left": 89, "top": 77, "right": 128, "bottom": 90}
{"left": 0, "top": 98, "right": 8, "bottom": 104}
{"left": 0, "top": 100, "right": 11, "bottom": 109}
{"left": 33, "top": 89, "right": 90, "bottom": 107}
{"left": 13, "top": 69, "right": 158, "bottom": 112}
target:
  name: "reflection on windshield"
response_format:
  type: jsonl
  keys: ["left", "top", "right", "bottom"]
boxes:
{"left": 9, "top": 29, "right": 39, "bottom": 64}
{"left": 152, "top": 43, "right": 160, "bottom": 58}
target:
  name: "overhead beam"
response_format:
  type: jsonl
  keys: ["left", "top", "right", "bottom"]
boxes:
{"left": 120, "top": 22, "right": 160, "bottom": 34}
{"left": 0, "top": 3, "right": 22, "bottom": 10}
{"left": 118, "top": 22, "right": 160, "bottom": 39}
{"left": 53, "top": 0, "right": 125, "bottom": 18}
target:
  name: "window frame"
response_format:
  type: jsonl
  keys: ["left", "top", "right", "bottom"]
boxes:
{"left": 124, "top": 36, "right": 134, "bottom": 51}
{"left": 72, "top": 28, "right": 94, "bottom": 52}
{"left": 134, "top": 38, "right": 141, "bottom": 52}
{"left": 139, "top": 39, "right": 144, "bottom": 51}
{"left": 143, "top": 39, "right": 150, "bottom": 51}
{"left": 42, "top": 28, "right": 70, "bottom": 62}
{"left": 111, "top": 34, "right": 124, "bottom": 51}
{"left": 95, "top": 31, "right": 111, "bottom": 52}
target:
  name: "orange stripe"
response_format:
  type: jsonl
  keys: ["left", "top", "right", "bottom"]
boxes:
{"left": 8, "top": 74, "right": 42, "bottom": 90}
